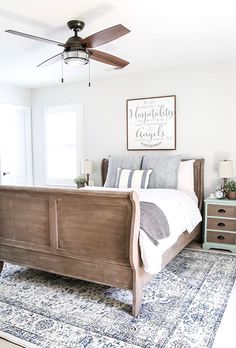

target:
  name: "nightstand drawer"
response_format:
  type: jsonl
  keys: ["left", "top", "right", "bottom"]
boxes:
{"left": 207, "top": 231, "right": 236, "bottom": 245}
{"left": 207, "top": 204, "right": 236, "bottom": 218}
{"left": 207, "top": 218, "right": 236, "bottom": 231}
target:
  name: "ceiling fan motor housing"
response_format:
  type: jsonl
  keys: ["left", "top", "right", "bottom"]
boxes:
{"left": 64, "top": 35, "right": 83, "bottom": 49}
{"left": 64, "top": 35, "right": 89, "bottom": 54}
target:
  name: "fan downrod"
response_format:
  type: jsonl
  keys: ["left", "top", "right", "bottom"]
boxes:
{"left": 67, "top": 20, "right": 85, "bottom": 32}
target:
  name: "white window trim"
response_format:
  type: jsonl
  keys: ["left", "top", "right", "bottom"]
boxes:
{"left": 43, "top": 103, "right": 83, "bottom": 187}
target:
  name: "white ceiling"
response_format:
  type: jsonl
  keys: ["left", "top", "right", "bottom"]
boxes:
{"left": 0, "top": 0, "right": 236, "bottom": 88}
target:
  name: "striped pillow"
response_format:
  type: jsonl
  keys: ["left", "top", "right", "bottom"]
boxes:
{"left": 115, "top": 168, "right": 152, "bottom": 189}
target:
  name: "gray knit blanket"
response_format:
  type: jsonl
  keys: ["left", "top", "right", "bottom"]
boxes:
{"left": 140, "top": 201, "right": 170, "bottom": 246}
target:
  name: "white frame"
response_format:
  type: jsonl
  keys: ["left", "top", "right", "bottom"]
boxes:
{"left": 126, "top": 95, "right": 176, "bottom": 150}
{"left": 44, "top": 103, "right": 83, "bottom": 187}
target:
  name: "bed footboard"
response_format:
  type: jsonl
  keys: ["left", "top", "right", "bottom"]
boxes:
{"left": 0, "top": 186, "right": 143, "bottom": 315}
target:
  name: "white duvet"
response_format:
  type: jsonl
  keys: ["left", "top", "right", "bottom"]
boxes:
{"left": 81, "top": 187, "right": 202, "bottom": 274}
{"left": 138, "top": 189, "right": 201, "bottom": 274}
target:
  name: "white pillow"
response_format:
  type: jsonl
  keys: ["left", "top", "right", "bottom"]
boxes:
{"left": 115, "top": 168, "right": 152, "bottom": 189}
{"left": 177, "top": 160, "right": 195, "bottom": 192}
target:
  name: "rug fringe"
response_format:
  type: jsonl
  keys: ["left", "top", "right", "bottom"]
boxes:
{"left": 0, "top": 331, "right": 38, "bottom": 348}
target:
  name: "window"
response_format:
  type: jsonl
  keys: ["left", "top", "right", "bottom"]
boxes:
{"left": 44, "top": 104, "right": 83, "bottom": 186}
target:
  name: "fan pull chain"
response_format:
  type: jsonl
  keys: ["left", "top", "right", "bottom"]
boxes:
{"left": 61, "top": 58, "right": 64, "bottom": 83}
{"left": 88, "top": 59, "right": 91, "bottom": 87}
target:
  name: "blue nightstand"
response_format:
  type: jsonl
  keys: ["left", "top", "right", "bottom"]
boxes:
{"left": 203, "top": 198, "right": 236, "bottom": 253}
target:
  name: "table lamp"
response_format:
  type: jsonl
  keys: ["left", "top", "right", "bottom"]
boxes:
{"left": 218, "top": 160, "right": 233, "bottom": 187}
{"left": 83, "top": 159, "right": 93, "bottom": 186}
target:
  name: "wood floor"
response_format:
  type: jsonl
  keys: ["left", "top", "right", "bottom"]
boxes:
{"left": 0, "top": 339, "right": 20, "bottom": 348}
{"left": 0, "top": 240, "right": 233, "bottom": 348}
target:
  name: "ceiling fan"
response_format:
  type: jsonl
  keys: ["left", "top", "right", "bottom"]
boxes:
{"left": 5, "top": 20, "right": 130, "bottom": 69}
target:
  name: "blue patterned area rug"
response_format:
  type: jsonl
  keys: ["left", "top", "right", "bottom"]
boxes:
{"left": 0, "top": 249, "right": 236, "bottom": 348}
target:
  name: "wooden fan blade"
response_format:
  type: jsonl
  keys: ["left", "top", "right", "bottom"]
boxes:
{"left": 5, "top": 30, "right": 65, "bottom": 47}
{"left": 89, "top": 49, "right": 129, "bottom": 68}
{"left": 37, "top": 53, "right": 62, "bottom": 67}
{"left": 81, "top": 24, "right": 130, "bottom": 48}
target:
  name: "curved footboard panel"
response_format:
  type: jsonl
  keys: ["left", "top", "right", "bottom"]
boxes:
{"left": 0, "top": 187, "right": 141, "bottom": 296}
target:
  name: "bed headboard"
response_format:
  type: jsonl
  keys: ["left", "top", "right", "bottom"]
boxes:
{"left": 101, "top": 158, "right": 204, "bottom": 211}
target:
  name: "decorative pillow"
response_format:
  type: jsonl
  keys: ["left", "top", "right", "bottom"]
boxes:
{"left": 178, "top": 160, "right": 195, "bottom": 192}
{"left": 141, "top": 155, "right": 182, "bottom": 189}
{"left": 115, "top": 168, "right": 152, "bottom": 189}
{"left": 104, "top": 155, "right": 143, "bottom": 187}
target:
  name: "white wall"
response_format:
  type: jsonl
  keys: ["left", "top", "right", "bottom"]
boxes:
{"left": 31, "top": 61, "right": 236, "bottom": 196}
{"left": 0, "top": 83, "right": 31, "bottom": 106}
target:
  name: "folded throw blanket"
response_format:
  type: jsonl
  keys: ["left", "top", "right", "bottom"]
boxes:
{"left": 140, "top": 201, "right": 170, "bottom": 246}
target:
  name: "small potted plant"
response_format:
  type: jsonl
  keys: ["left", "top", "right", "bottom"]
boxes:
{"left": 74, "top": 177, "right": 87, "bottom": 189}
{"left": 224, "top": 180, "right": 236, "bottom": 200}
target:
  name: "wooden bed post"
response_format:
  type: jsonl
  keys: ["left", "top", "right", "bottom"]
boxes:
{"left": 132, "top": 271, "right": 143, "bottom": 316}
{"left": 0, "top": 261, "right": 4, "bottom": 274}
{"left": 129, "top": 191, "right": 143, "bottom": 316}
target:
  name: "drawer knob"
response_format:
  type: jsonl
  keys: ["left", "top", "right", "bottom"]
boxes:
{"left": 218, "top": 209, "right": 226, "bottom": 213}
{"left": 217, "top": 235, "right": 225, "bottom": 240}
{"left": 218, "top": 222, "right": 225, "bottom": 227}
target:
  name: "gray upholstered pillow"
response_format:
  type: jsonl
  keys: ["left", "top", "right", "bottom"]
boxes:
{"left": 141, "top": 155, "right": 182, "bottom": 189}
{"left": 104, "top": 155, "right": 143, "bottom": 187}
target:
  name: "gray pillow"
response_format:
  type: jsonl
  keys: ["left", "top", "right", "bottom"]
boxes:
{"left": 142, "top": 155, "right": 182, "bottom": 189}
{"left": 104, "top": 155, "right": 143, "bottom": 187}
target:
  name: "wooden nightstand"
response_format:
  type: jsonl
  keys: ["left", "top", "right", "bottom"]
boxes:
{"left": 203, "top": 198, "right": 236, "bottom": 253}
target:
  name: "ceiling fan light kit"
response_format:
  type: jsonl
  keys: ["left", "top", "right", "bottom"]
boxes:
{"left": 63, "top": 49, "right": 90, "bottom": 66}
{"left": 5, "top": 19, "right": 130, "bottom": 84}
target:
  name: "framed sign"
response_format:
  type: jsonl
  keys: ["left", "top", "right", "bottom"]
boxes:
{"left": 126, "top": 95, "right": 176, "bottom": 150}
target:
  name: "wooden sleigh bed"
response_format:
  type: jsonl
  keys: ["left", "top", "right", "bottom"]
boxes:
{"left": 0, "top": 158, "right": 204, "bottom": 316}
